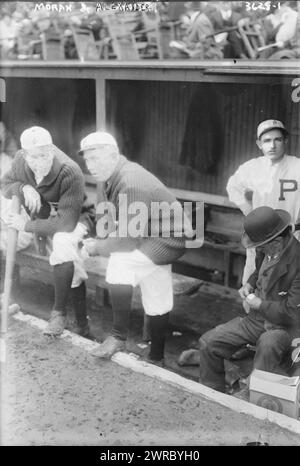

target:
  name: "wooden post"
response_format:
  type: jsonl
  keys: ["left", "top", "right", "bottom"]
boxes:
{"left": 1, "top": 195, "right": 20, "bottom": 363}
{"left": 95, "top": 73, "right": 107, "bottom": 204}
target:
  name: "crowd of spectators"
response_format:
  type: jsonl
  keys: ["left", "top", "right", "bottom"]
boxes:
{"left": 0, "top": 1, "right": 299, "bottom": 60}
{"left": 168, "top": 1, "right": 300, "bottom": 59}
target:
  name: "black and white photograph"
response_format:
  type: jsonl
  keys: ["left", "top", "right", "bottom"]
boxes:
{"left": 0, "top": 0, "right": 300, "bottom": 449}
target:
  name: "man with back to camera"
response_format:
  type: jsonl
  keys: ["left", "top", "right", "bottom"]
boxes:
{"left": 1, "top": 126, "right": 95, "bottom": 337}
{"left": 80, "top": 131, "right": 192, "bottom": 366}
{"left": 227, "top": 119, "right": 300, "bottom": 285}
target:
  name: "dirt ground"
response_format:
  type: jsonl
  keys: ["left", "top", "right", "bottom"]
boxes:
{"left": 1, "top": 272, "right": 300, "bottom": 446}
{"left": 9, "top": 270, "right": 252, "bottom": 384}
{"left": 2, "top": 318, "right": 300, "bottom": 446}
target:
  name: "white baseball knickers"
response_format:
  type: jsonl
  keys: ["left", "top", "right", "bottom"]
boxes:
{"left": 48, "top": 223, "right": 88, "bottom": 288}
{"left": 106, "top": 249, "right": 173, "bottom": 316}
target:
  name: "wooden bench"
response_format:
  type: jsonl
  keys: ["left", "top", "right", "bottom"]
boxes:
{"left": 171, "top": 189, "right": 246, "bottom": 288}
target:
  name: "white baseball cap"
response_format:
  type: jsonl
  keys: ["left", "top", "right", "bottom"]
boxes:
{"left": 20, "top": 126, "right": 53, "bottom": 151}
{"left": 79, "top": 132, "right": 118, "bottom": 155}
{"left": 257, "top": 119, "right": 288, "bottom": 139}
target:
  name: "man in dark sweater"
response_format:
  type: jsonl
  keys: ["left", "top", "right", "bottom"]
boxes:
{"left": 1, "top": 126, "right": 94, "bottom": 337}
{"left": 80, "top": 131, "right": 191, "bottom": 365}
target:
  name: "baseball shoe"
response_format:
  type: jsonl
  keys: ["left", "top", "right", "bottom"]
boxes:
{"left": 0, "top": 294, "right": 21, "bottom": 315}
{"left": 177, "top": 349, "right": 200, "bottom": 366}
{"left": 232, "top": 385, "right": 250, "bottom": 401}
{"left": 72, "top": 322, "right": 94, "bottom": 339}
{"left": 8, "top": 303, "right": 21, "bottom": 316}
{"left": 90, "top": 335, "right": 126, "bottom": 359}
{"left": 145, "top": 356, "right": 165, "bottom": 368}
{"left": 43, "top": 310, "right": 66, "bottom": 337}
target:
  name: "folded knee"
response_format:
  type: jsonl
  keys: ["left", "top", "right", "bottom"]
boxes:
{"left": 50, "top": 232, "right": 79, "bottom": 265}
{"left": 199, "top": 329, "right": 218, "bottom": 352}
{"left": 256, "top": 330, "right": 291, "bottom": 354}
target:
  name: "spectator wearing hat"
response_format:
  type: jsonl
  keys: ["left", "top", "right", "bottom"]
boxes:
{"left": 1, "top": 126, "right": 95, "bottom": 337}
{"left": 80, "top": 131, "right": 191, "bottom": 366}
{"left": 184, "top": 1, "right": 245, "bottom": 59}
{"left": 198, "top": 206, "right": 300, "bottom": 393}
{"left": 227, "top": 119, "right": 300, "bottom": 285}
{"left": 183, "top": 3, "right": 224, "bottom": 59}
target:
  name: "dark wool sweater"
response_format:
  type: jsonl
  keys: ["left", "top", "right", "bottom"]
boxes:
{"left": 98, "top": 155, "right": 188, "bottom": 265}
{"left": 1, "top": 147, "right": 86, "bottom": 237}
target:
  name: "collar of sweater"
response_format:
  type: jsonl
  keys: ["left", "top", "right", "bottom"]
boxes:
{"left": 26, "top": 155, "right": 61, "bottom": 187}
{"left": 25, "top": 146, "right": 70, "bottom": 188}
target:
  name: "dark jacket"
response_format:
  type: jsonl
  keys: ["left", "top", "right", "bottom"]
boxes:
{"left": 248, "top": 236, "right": 300, "bottom": 332}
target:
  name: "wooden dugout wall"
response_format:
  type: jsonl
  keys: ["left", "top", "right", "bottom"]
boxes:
{"left": 1, "top": 61, "right": 299, "bottom": 200}
{"left": 1, "top": 61, "right": 299, "bottom": 286}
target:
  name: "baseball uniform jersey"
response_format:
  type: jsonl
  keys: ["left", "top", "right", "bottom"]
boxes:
{"left": 227, "top": 154, "right": 300, "bottom": 283}
{"left": 227, "top": 154, "right": 300, "bottom": 239}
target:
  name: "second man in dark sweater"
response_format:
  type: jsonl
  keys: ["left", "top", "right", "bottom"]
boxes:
{"left": 81, "top": 131, "right": 192, "bottom": 365}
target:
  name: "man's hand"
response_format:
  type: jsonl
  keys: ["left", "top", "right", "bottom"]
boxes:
{"left": 72, "top": 222, "right": 88, "bottom": 242}
{"left": 22, "top": 185, "right": 41, "bottom": 214}
{"left": 245, "top": 294, "right": 262, "bottom": 311}
{"left": 7, "top": 213, "right": 26, "bottom": 231}
{"left": 238, "top": 282, "right": 253, "bottom": 300}
{"left": 242, "top": 300, "right": 251, "bottom": 314}
{"left": 82, "top": 238, "right": 100, "bottom": 257}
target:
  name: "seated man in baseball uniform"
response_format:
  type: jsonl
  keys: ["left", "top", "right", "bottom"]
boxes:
{"left": 227, "top": 119, "right": 300, "bottom": 285}
{"left": 198, "top": 206, "right": 300, "bottom": 393}
{"left": 80, "top": 131, "right": 192, "bottom": 366}
{"left": 1, "top": 126, "right": 95, "bottom": 337}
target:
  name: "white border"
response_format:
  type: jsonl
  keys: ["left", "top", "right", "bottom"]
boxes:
{"left": 12, "top": 311, "right": 300, "bottom": 436}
